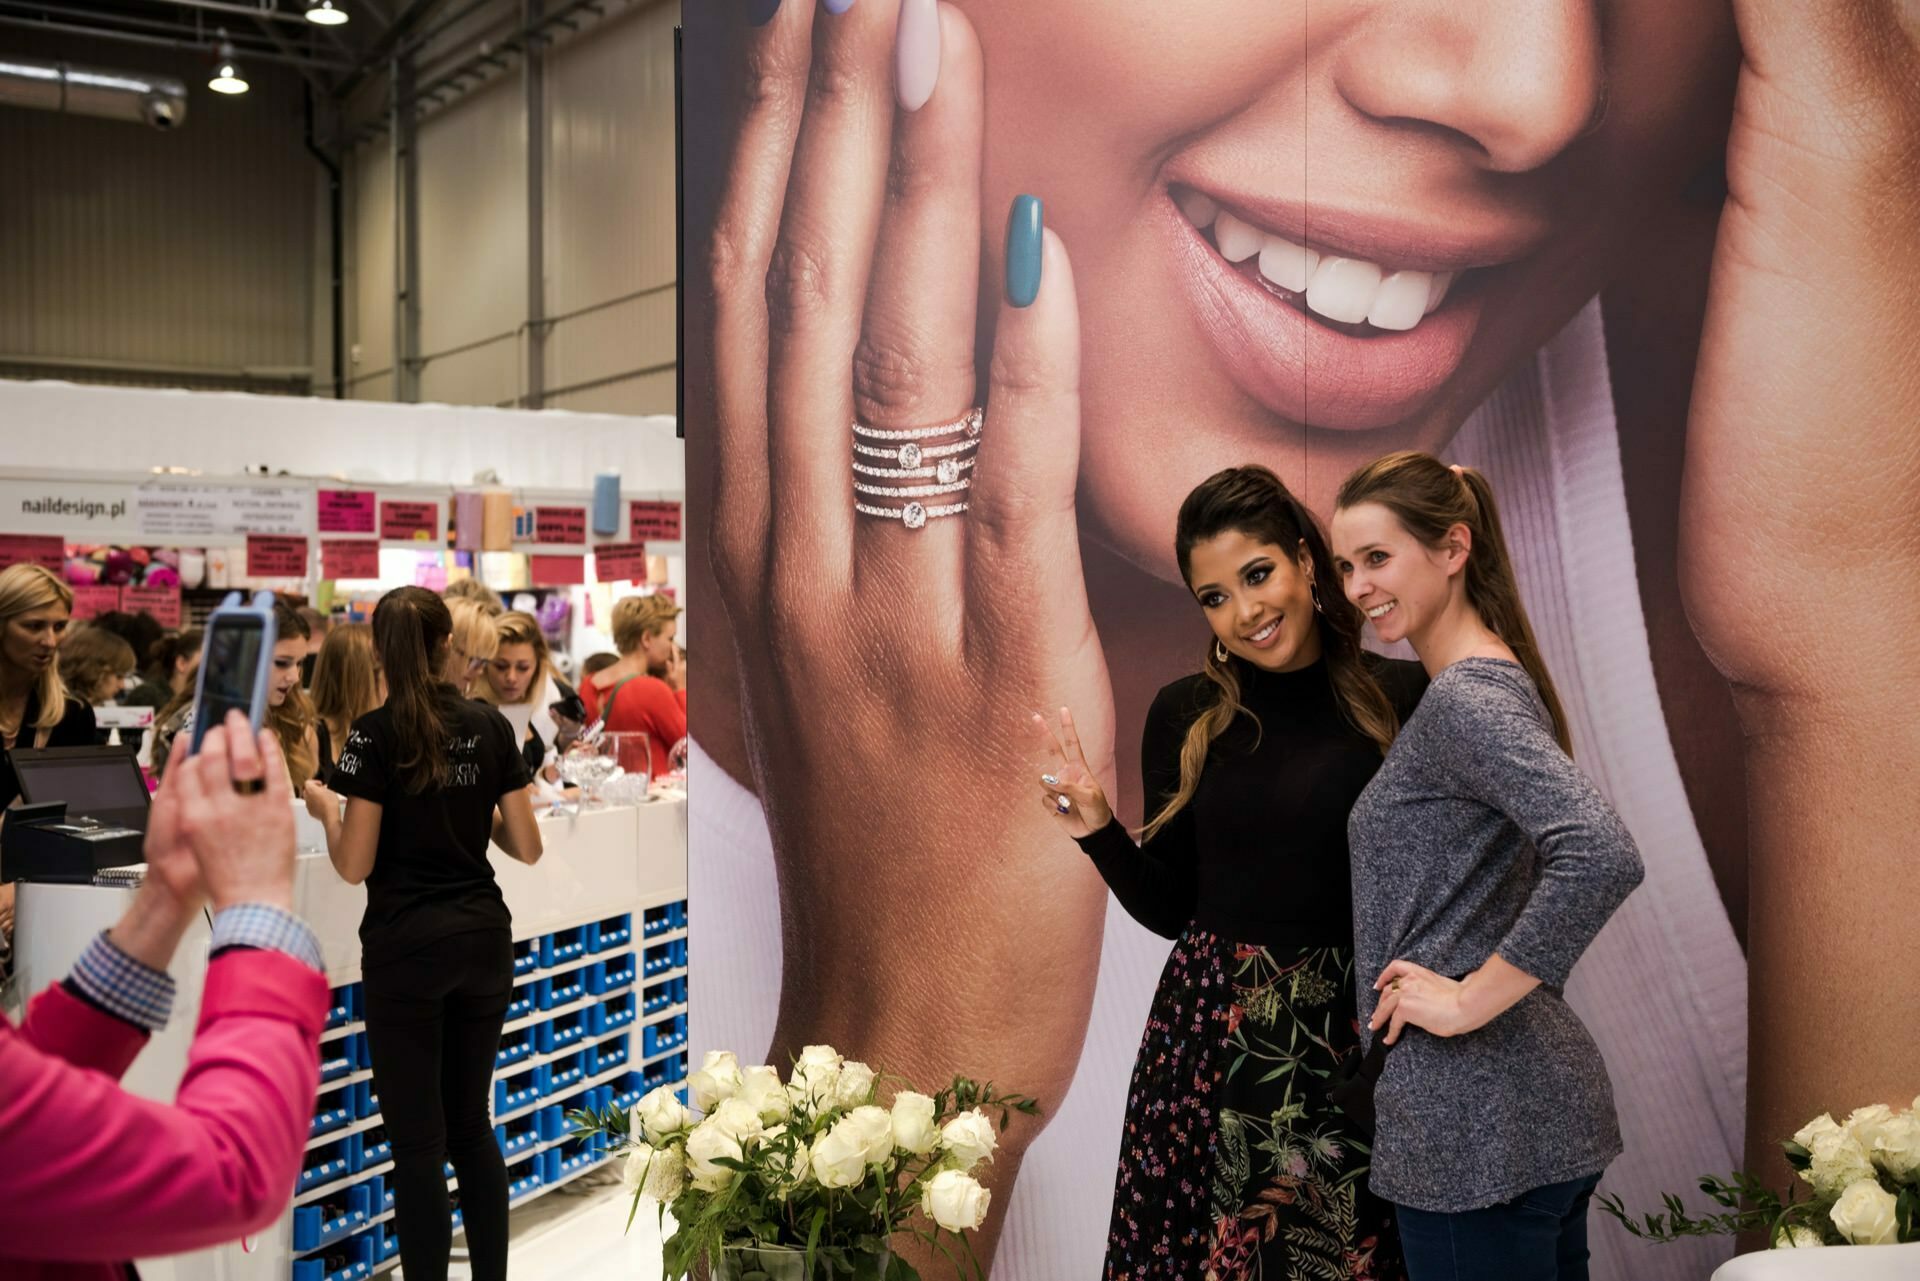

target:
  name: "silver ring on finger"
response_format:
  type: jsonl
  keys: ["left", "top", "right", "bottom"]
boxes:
{"left": 853, "top": 499, "right": 969, "bottom": 530}
{"left": 852, "top": 408, "right": 983, "bottom": 531}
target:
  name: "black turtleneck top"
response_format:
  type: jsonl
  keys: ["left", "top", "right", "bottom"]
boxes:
{"left": 1075, "top": 653, "right": 1426, "bottom": 946}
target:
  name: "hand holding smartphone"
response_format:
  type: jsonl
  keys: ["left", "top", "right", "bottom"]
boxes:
{"left": 188, "top": 591, "right": 279, "bottom": 756}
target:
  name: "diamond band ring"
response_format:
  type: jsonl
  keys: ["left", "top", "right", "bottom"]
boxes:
{"left": 852, "top": 407, "right": 984, "bottom": 531}
{"left": 850, "top": 407, "right": 983, "bottom": 442}
{"left": 854, "top": 499, "right": 970, "bottom": 530}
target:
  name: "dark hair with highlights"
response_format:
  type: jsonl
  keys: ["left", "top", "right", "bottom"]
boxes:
{"left": 373, "top": 586, "right": 455, "bottom": 791}
{"left": 1142, "top": 466, "right": 1400, "bottom": 842}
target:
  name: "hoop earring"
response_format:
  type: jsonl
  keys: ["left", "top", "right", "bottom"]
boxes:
{"left": 1214, "top": 639, "right": 1229, "bottom": 665}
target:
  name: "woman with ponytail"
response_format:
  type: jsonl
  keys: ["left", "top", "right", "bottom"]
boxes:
{"left": 1035, "top": 466, "right": 1425, "bottom": 1281}
{"left": 301, "top": 586, "right": 542, "bottom": 1281}
{"left": 1330, "top": 453, "right": 1643, "bottom": 1281}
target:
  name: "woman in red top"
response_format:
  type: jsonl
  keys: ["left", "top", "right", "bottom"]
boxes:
{"left": 581, "top": 594, "right": 684, "bottom": 778}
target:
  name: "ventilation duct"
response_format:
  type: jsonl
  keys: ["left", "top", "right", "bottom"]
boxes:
{"left": 0, "top": 55, "right": 189, "bottom": 130}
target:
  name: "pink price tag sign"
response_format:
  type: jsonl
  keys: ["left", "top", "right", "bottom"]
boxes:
{"left": 321, "top": 540, "right": 380, "bottom": 580}
{"left": 535, "top": 506, "right": 587, "bottom": 545}
{"left": 0, "top": 534, "right": 65, "bottom": 572}
{"left": 529, "top": 554, "right": 586, "bottom": 586}
{"left": 628, "top": 501, "right": 682, "bottom": 542}
{"left": 69, "top": 584, "right": 122, "bottom": 620}
{"left": 379, "top": 500, "right": 440, "bottom": 542}
{"left": 247, "top": 534, "right": 309, "bottom": 579}
{"left": 317, "top": 489, "right": 378, "bottom": 534}
{"left": 122, "top": 585, "right": 182, "bottom": 627}
{"left": 593, "top": 541, "right": 648, "bottom": 583}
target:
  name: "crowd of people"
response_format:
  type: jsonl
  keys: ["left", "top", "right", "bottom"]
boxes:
{"left": 0, "top": 563, "right": 685, "bottom": 1278}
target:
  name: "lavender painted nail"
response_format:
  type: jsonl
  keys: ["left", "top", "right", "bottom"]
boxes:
{"left": 894, "top": 0, "right": 939, "bottom": 111}
{"left": 822, "top": 0, "right": 855, "bottom": 12}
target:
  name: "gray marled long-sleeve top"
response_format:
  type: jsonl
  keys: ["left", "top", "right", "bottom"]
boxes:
{"left": 1346, "top": 658, "right": 1645, "bottom": 1212}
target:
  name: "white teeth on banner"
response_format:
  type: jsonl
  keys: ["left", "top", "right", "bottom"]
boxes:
{"left": 1213, "top": 210, "right": 1267, "bottom": 263}
{"left": 1178, "top": 193, "right": 1465, "bottom": 331}
{"left": 1307, "top": 257, "right": 1384, "bottom": 325}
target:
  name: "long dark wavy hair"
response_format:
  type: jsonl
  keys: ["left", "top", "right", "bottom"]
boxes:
{"left": 373, "top": 586, "right": 456, "bottom": 792}
{"left": 1141, "top": 466, "right": 1400, "bottom": 842}
{"left": 1336, "top": 451, "right": 1572, "bottom": 754}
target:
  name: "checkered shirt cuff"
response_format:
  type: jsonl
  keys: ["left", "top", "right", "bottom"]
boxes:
{"left": 70, "top": 931, "right": 176, "bottom": 1033}
{"left": 210, "top": 903, "right": 325, "bottom": 972}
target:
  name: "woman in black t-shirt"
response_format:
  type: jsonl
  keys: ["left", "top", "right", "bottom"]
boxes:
{"left": 303, "top": 586, "right": 542, "bottom": 1281}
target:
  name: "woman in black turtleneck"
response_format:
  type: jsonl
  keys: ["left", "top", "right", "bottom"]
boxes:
{"left": 1035, "top": 466, "right": 1425, "bottom": 1281}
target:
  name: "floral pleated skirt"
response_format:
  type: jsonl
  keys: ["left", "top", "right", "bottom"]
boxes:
{"left": 1103, "top": 929, "right": 1406, "bottom": 1281}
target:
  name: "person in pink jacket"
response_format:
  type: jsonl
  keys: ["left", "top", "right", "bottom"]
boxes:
{"left": 0, "top": 712, "right": 329, "bottom": 1280}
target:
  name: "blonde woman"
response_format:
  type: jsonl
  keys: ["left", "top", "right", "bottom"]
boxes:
{"left": 311, "top": 623, "right": 384, "bottom": 780}
{"left": 0, "top": 566, "right": 96, "bottom": 943}
{"left": 581, "top": 595, "right": 684, "bottom": 780}
{"left": 442, "top": 600, "right": 500, "bottom": 698}
{"left": 481, "top": 612, "right": 580, "bottom": 777}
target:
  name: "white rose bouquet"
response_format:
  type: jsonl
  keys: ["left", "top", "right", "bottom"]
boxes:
{"left": 1600, "top": 1095, "right": 1920, "bottom": 1249}
{"left": 569, "top": 1045, "right": 1039, "bottom": 1280}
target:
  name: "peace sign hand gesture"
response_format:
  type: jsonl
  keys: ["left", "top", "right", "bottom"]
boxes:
{"left": 1030, "top": 706, "right": 1115, "bottom": 840}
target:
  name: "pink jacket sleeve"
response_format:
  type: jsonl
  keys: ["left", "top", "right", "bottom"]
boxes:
{"left": 0, "top": 949, "right": 327, "bottom": 1262}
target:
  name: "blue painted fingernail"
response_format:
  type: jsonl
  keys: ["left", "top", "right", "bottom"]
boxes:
{"left": 748, "top": 0, "right": 780, "bottom": 25}
{"left": 822, "top": 0, "right": 855, "bottom": 12}
{"left": 1005, "top": 194, "right": 1043, "bottom": 308}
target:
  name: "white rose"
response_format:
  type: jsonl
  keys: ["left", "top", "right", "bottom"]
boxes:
{"left": 1807, "top": 1129, "right": 1879, "bottom": 1199}
{"left": 685, "top": 1116, "right": 747, "bottom": 1192}
{"left": 1793, "top": 1113, "right": 1842, "bottom": 1152}
{"left": 921, "top": 1169, "right": 992, "bottom": 1233}
{"left": 688, "top": 1050, "right": 745, "bottom": 1113}
{"left": 810, "top": 1106, "right": 895, "bottom": 1188}
{"left": 622, "top": 1142, "right": 688, "bottom": 1202}
{"left": 789, "top": 1045, "right": 844, "bottom": 1108}
{"left": 891, "top": 1092, "right": 941, "bottom": 1156}
{"left": 738, "top": 1065, "right": 793, "bottom": 1126}
{"left": 712, "top": 1096, "right": 767, "bottom": 1144}
{"left": 1770, "top": 1224, "right": 1825, "bottom": 1249}
{"left": 632, "top": 1085, "right": 693, "bottom": 1144}
{"left": 1829, "top": 1177, "right": 1899, "bottom": 1246}
{"left": 940, "top": 1109, "right": 998, "bottom": 1174}
{"left": 834, "top": 1061, "right": 877, "bottom": 1109}
{"left": 1848, "top": 1106, "right": 1920, "bottom": 1182}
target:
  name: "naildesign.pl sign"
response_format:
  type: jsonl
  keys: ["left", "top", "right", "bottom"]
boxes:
{"left": 0, "top": 478, "right": 140, "bottom": 537}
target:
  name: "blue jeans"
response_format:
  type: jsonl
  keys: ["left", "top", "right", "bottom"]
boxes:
{"left": 1396, "top": 1173, "right": 1603, "bottom": 1281}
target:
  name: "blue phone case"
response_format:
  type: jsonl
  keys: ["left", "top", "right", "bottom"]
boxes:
{"left": 187, "top": 590, "right": 279, "bottom": 754}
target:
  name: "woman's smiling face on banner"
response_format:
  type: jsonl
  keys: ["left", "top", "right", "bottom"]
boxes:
{"left": 951, "top": 0, "right": 1735, "bottom": 567}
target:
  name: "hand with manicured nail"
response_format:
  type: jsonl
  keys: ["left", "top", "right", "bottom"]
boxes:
{"left": 698, "top": 1, "right": 1115, "bottom": 1269}
{"left": 1030, "top": 706, "right": 1115, "bottom": 839}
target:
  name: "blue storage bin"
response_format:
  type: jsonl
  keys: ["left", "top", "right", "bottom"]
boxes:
{"left": 299, "top": 1132, "right": 364, "bottom": 1196}
{"left": 290, "top": 1227, "right": 374, "bottom": 1281}
{"left": 506, "top": 982, "right": 536, "bottom": 1022}
{"left": 641, "top": 905, "right": 670, "bottom": 938}
{"left": 369, "top": 1173, "right": 394, "bottom": 1216}
{"left": 581, "top": 1084, "right": 613, "bottom": 1118}
{"left": 601, "top": 991, "right": 637, "bottom": 1034}
{"left": 535, "top": 1009, "right": 586, "bottom": 1055}
{"left": 350, "top": 1078, "right": 380, "bottom": 1120}
{"left": 643, "top": 1013, "right": 686, "bottom": 1059}
{"left": 506, "top": 1155, "right": 544, "bottom": 1202}
{"left": 641, "top": 979, "right": 671, "bottom": 1016}
{"left": 496, "top": 1028, "right": 532, "bottom": 1071}
{"left": 608, "top": 1073, "right": 646, "bottom": 1116}
{"left": 669, "top": 900, "right": 687, "bottom": 931}
{"left": 319, "top": 1038, "right": 355, "bottom": 1084}
{"left": 586, "top": 956, "right": 637, "bottom": 997}
{"left": 539, "top": 926, "right": 587, "bottom": 969}
{"left": 292, "top": 1181, "right": 371, "bottom": 1252}
{"left": 595, "top": 913, "right": 634, "bottom": 950}
{"left": 375, "top": 1222, "right": 399, "bottom": 1263}
{"left": 672, "top": 938, "right": 688, "bottom": 970}
{"left": 513, "top": 938, "right": 541, "bottom": 977}
{"left": 539, "top": 1148, "right": 562, "bottom": 1186}
{"left": 590, "top": 1034, "right": 629, "bottom": 1076}
{"left": 537, "top": 1103, "right": 569, "bottom": 1142}
{"left": 543, "top": 971, "right": 585, "bottom": 1011}
{"left": 361, "top": 1125, "right": 391, "bottom": 1168}
{"left": 495, "top": 1065, "right": 542, "bottom": 1116}
{"left": 545, "top": 1050, "right": 585, "bottom": 1097}
{"left": 324, "top": 986, "right": 353, "bottom": 1030}
{"left": 495, "top": 1115, "right": 540, "bottom": 1160}
{"left": 310, "top": 1083, "right": 353, "bottom": 1140}
{"left": 641, "top": 940, "right": 672, "bottom": 978}
{"left": 552, "top": 1136, "right": 598, "bottom": 1182}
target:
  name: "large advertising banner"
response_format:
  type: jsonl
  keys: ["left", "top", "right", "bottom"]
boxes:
{"left": 684, "top": 3, "right": 1919, "bottom": 1278}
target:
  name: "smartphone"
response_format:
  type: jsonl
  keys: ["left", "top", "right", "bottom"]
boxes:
{"left": 188, "top": 591, "right": 278, "bottom": 754}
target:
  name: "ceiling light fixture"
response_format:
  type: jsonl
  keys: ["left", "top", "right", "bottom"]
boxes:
{"left": 304, "top": 0, "right": 350, "bottom": 26}
{"left": 207, "top": 33, "right": 248, "bottom": 95}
